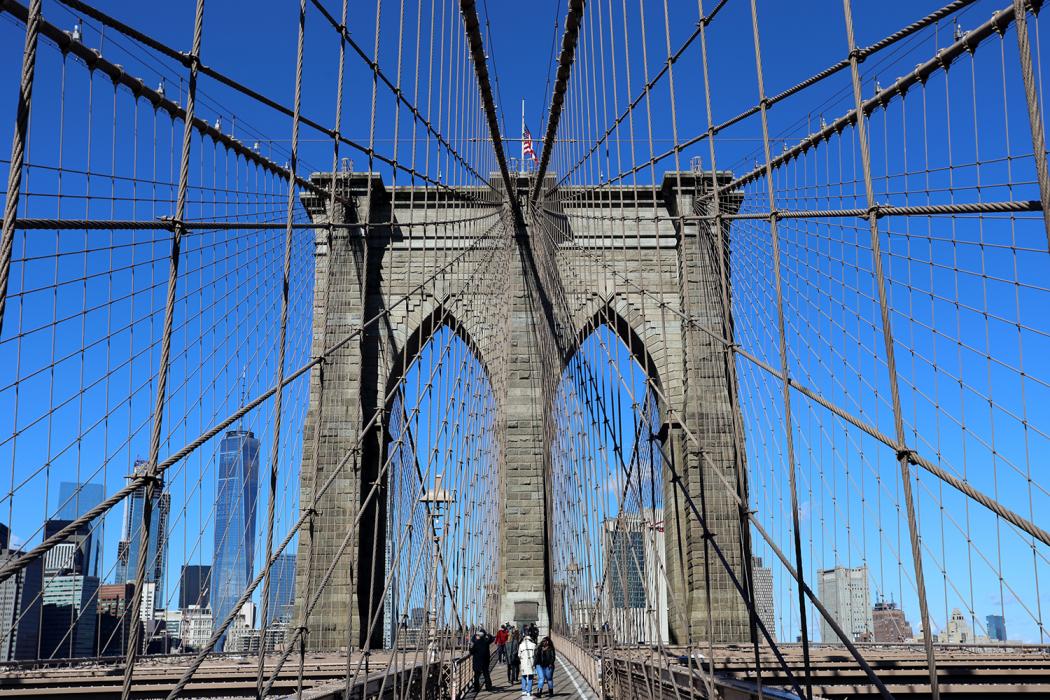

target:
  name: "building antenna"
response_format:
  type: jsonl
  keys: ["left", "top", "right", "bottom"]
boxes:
{"left": 239, "top": 368, "right": 246, "bottom": 429}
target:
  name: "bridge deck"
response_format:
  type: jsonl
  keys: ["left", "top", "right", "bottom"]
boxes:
{"left": 461, "top": 656, "right": 598, "bottom": 700}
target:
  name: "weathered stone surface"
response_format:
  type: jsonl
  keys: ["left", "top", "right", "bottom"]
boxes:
{"left": 295, "top": 171, "right": 750, "bottom": 650}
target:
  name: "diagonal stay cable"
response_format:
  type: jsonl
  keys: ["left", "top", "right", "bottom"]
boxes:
{"left": 531, "top": 0, "right": 586, "bottom": 204}
{"left": 458, "top": 0, "right": 519, "bottom": 220}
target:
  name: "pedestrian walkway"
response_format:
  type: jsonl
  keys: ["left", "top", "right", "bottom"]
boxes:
{"left": 461, "top": 656, "right": 599, "bottom": 699}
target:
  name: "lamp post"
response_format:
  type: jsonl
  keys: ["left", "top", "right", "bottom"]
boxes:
{"left": 420, "top": 474, "right": 455, "bottom": 699}
{"left": 566, "top": 559, "right": 581, "bottom": 638}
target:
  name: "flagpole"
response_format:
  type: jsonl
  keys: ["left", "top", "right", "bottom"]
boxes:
{"left": 521, "top": 98, "right": 525, "bottom": 172}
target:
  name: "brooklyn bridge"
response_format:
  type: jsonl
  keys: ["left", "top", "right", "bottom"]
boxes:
{"left": 0, "top": 0, "right": 1048, "bottom": 697}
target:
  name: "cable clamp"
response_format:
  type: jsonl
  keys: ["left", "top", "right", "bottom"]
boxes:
{"left": 848, "top": 47, "right": 864, "bottom": 63}
{"left": 158, "top": 216, "right": 182, "bottom": 232}
{"left": 867, "top": 203, "right": 883, "bottom": 219}
{"left": 896, "top": 447, "right": 916, "bottom": 463}
{"left": 138, "top": 469, "right": 163, "bottom": 488}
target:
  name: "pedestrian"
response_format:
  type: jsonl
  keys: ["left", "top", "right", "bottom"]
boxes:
{"left": 527, "top": 622, "right": 539, "bottom": 640}
{"left": 495, "top": 624, "right": 510, "bottom": 663}
{"left": 518, "top": 629, "right": 539, "bottom": 698}
{"left": 469, "top": 628, "right": 495, "bottom": 693}
{"left": 535, "top": 636, "right": 556, "bottom": 697}
{"left": 506, "top": 628, "right": 522, "bottom": 685}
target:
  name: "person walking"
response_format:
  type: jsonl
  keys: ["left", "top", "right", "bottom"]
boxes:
{"left": 535, "top": 636, "right": 556, "bottom": 697}
{"left": 469, "top": 628, "right": 495, "bottom": 693}
{"left": 506, "top": 628, "right": 522, "bottom": 685}
{"left": 518, "top": 629, "right": 539, "bottom": 698}
{"left": 495, "top": 624, "right": 510, "bottom": 663}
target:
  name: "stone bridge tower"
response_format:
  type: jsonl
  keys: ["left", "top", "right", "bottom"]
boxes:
{"left": 294, "top": 170, "right": 751, "bottom": 649}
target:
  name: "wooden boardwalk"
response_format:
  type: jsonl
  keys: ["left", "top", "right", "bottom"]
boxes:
{"left": 458, "top": 656, "right": 599, "bottom": 699}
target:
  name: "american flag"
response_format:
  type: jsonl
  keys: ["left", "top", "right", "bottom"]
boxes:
{"left": 522, "top": 127, "right": 539, "bottom": 165}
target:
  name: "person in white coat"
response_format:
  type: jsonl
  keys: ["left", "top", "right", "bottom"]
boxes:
{"left": 518, "top": 630, "right": 539, "bottom": 698}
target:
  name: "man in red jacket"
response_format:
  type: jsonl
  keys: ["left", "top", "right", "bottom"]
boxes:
{"left": 494, "top": 624, "right": 510, "bottom": 663}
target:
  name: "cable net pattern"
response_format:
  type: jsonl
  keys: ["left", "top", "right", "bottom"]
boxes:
{"left": 0, "top": 0, "right": 1048, "bottom": 698}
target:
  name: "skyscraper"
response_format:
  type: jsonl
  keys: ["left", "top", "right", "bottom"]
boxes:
{"left": 602, "top": 510, "right": 668, "bottom": 644}
{"left": 115, "top": 460, "right": 171, "bottom": 619}
{"left": 986, "top": 614, "right": 1008, "bottom": 642}
{"left": 42, "top": 520, "right": 93, "bottom": 579}
{"left": 56, "top": 482, "right": 104, "bottom": 578}
{"left": 96, "top": 583, "right": 134, "bottom": 656}
{"left": 211, "top": 429, "right": 260, "bottom": 651}
{"left": 817, "top": 565, "right": 873, "bottom": 643}
{"left": 265, "top": 554, "right": 295, "bottom": 626}
{"left": 752, "top": 557, "right": 776, "bottom": 641}
{"left": 179, "top": 564, "right": 211, "bottom": 610}
{"left": 0, "top": 524, "right": 43, "bottom": 661}
{"left": 39, "top": 518, "right": 98, "bottom": 658}
{"left": 40, "top": 575, "right": 99, "bottom": 658}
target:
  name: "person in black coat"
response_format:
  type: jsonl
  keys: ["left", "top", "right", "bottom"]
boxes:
{"left": 469, "top": 629, "right": 495, "bottom": 692}
{"left": 506, "top": 628, "right": 522, "bottom": 684}
{"left": 535, "top": 636, "right": 556, "bottom": 697}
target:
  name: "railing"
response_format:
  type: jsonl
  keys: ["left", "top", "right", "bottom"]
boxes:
{"left": 551, "top": 633, "right": 602, "bottom": 695}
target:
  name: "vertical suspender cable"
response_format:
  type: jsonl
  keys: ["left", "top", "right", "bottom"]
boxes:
{"left": 531, "top": 0, "right": 586, "bottom": 205}
{"left": 122, "top": 2, "right": 206, "bottom": 698}
{"left": 257, "top": 0, "right": 308, "bottom": 694}
{"left": 841, "top": 1, "right": 939, "bottom": 696}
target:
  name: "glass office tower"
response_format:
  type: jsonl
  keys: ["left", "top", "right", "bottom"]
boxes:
{"left": 212, "top": 430, "right": 260, "bottom": 651}
{"left": 115, "top": 460, "right": 170, "bottom": 620}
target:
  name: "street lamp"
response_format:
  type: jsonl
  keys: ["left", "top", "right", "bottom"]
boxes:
{"left": 420, "top": 474, "right": 455, "bottom": 697}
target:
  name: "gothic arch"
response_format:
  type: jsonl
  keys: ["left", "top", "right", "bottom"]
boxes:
{"left": 565, "top": 295, "right": 667, "bottom": 410}
{"left": 384, "top": 300, "right": 493, "bottom": 405}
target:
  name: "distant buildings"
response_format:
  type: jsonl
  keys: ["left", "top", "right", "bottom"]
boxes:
{"left": 935, "top": 610, "right": 1014, "bottom": 645}
{"left": 40, "top": 574, "right": 98, "bottom": 658}
{"left": 225, "top": 601, "right": 256, "bottom": 654}
{"left": 56, "top": 482, "right": 104, "bottom": 577}
{"left": 115, "top": 460, "right": 171, "bottom": 621}
{"left": 752, "top": 557, "right": 775, "bottom": 641}
{"left": 602, "top": 510, "right": 668, "bottom": 644}
{"left": 212, "top": 430, "right": 260, "bottom": 652}
{"left": 40, "top": 517, "right": 98, "bottom": 659}
{"left": 986, "top": 614, "right": 1007, "bottom": 642}
{"left": 872, "top": 599, "right": 914, "bottom": 643}
{"left": 817, "top": 565, "right": 872, "bottom": 643}
{"left": 0, "top": 524, "right": 42, "bottom": 661}
{"left": 945, "top": 608, "right": 974, "bottom": 644}
{"left": 97, "top": 583, "right": 134, "bottom": 656}
{"left": 179, "top": 564, "right": 211, "bottom": 610}
{"left": 181, "top": 605, "right": 213, "bottom": 652}
{"left": 265, "top": 554, "right": 296, "bottom": 626}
